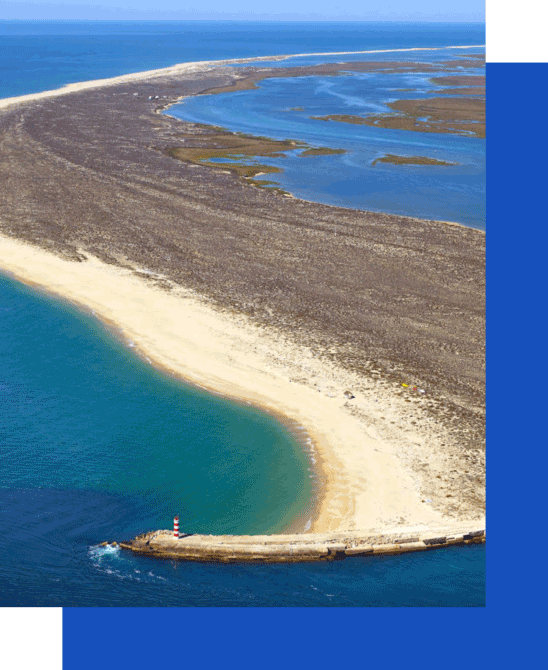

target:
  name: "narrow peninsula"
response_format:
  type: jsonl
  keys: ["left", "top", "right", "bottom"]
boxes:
{"left": 0, "top": 49, "right": 485, "bottom": 557}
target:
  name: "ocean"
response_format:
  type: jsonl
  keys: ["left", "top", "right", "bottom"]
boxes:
{"left": 0, "top": 21, "right": 485, "bottom": 607}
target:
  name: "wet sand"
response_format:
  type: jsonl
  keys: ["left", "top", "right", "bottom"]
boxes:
{"left": 0, "top": 51, "right": 485, "bottom": 533}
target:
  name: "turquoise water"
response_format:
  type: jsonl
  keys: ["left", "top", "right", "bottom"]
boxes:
{"left": 0, "top": 272, "right": 485, "bottom": 607}
{"left": 0, "top": 274, "right": 314, "bottom": 536}
{"left": 0, "top": 21, "right": 485, "bottom": 606}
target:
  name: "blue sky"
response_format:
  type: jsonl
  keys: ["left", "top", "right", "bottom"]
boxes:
{"left": 1, "top": 1, "right": 485, "bottom": 22}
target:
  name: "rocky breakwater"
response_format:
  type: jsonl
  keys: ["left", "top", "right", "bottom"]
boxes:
{"left": 114, "top": 524, "right": 485, "bottom": 563}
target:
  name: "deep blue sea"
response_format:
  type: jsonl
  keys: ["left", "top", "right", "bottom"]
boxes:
{"left": 0, "top": 21, "right": 485, "bottom": 606}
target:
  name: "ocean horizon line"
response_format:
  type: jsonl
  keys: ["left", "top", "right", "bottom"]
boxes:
{"left": 0, "top": 19, "right": 487, "bottom": 23}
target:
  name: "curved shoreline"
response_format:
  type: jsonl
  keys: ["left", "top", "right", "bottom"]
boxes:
{"left": 0, "top": 48, "right": 485, "bottom": 536}
{"left": 0, "top": 256, "right": 325, "bottom": 535}
{"left": 0, "top": 235, "right": 467, "bottom": 535}
{"left": 0, "top": 240, "right": 347, "bottom": 532}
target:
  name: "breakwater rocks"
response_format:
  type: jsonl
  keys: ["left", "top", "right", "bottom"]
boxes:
{"left": 114, "top": 525, "right": 485, "bottom": 563}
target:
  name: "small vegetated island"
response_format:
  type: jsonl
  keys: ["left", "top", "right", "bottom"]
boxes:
{"left": 0, "top": 50, "right": 485, "bottom": 561}
{"left": 371, "top": 154, "right": 459, "bottom": 167}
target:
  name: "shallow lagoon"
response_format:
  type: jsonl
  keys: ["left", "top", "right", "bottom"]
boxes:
{"left": 171, "top": 54, "right": 485, "bottom": 228}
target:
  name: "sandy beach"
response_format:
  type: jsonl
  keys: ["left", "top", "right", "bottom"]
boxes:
{"left": 0, "top": 234, "right": 482, "bottom": 534}
{"left": 0, "top": 51, "right": 485, "bottom": 536}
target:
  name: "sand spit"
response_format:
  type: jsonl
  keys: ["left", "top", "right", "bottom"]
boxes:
{"left": 0, "top": 52, "right": 485, "bottom": 535}
{"left": 0, "top": 44, "right": 484, "bottom": 111}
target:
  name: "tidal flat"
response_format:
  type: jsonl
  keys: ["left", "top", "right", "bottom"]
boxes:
{"left": 304, "top": 65, "right": 485, "bottom": 138}
{"left": 166, "top": 127, "right": 345, "bottom": 190}
{"left": 312, "top": 97, "right": 485, "bottom": 138}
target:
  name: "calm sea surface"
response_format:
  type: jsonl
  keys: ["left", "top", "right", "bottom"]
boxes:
{"left": 0, "top": 21, "right": 485, "bottom": 606}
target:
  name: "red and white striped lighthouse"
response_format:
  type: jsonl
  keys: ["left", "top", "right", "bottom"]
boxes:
{"left": 173, "top": 515, "right": 179, "bottom": 539}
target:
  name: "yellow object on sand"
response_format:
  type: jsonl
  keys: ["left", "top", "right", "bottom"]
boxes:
{"left": 402, "top": 383, "right": 408, "bottom": 387}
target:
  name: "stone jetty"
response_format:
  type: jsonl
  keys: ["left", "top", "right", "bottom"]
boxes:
{"left": 115, "top": 524, "right": 485, "bottom": 563}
